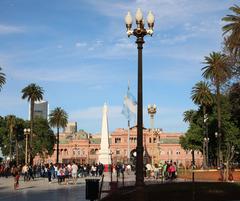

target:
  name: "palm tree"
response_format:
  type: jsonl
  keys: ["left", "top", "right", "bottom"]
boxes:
{"left": 191, "top": 81, "right": 213, "bottom": 168}
{"left": 6, "top": 115, "right": 16, "bottom": 162}
{"left": 49, "top": 107, "right": 68, "bottom": 163}
{"left": 222, "top": 5, "right": 240, "bottom": 56}
{"left": 183, "top": 109, "right": 196, "bottom": 124}
{"left": 191, "top": 81, "right": 213, "bottom": 121}
{"left": 22, "top": 83, "right": 44, "bottom": 164}
{"left": 202, "top": 52, "right": 232, "bottom": 164}
{"left": 0, "top": 67, "right": 6, "bottom": 91}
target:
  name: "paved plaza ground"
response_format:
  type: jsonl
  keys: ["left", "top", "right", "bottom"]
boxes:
{"left": 1, "top": 173, "right": 239, "bottom": 201}
{"left": 0, "top": 173, "right": 139, "bottom": 201}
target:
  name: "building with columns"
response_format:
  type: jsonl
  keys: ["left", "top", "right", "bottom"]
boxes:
{"left": 34, "top": 126, "right": 203, "bottom": 168}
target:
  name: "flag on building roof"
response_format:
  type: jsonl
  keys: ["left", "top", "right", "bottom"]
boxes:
{"left": 122, "top": 84, "right": 137, "bottom": 121}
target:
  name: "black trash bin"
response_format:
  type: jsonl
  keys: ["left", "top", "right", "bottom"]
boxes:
{"left": 85, "top": 179, "right": 100, "bottom": 201}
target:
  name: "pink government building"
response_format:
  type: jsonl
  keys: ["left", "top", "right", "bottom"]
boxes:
{"left": 34, "top": 124, "right": 203, "bottom": 168}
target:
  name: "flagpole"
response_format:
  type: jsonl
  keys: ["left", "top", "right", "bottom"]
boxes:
{"left": 127, "top": 119, "right": 130, "bottom": 163}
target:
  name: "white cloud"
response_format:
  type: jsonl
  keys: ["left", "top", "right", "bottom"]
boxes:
{"left": 115, "top": 38, "right": 135, "bottom": 49}
{"left": 0, "top": 24, "right": 25, "bottom": 34}
{"left": 69, "top": 105, "right": 123, "bottom": 120}
{"left": 75, "top": 42, "right": 87, "bottom": 47}
{"left": 159, "top": 33, "right": 195, "bottom": 45}
{"left": 8, "top": 63, "right": 125, "bottom": 85}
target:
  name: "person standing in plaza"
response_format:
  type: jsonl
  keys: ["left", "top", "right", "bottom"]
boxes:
{"left": 22, "top": 164, "right": 29, "bottom": 181}
{"left": 71, "top": 161, "right": 78, "bottom": 184}
{"left": 47, "top": 164, "right": 52, "bottom": 183}
{"left": 11, "top": 165, "right": 20, "bottom": 190}
{"left": 98, "top": 163, "right": 104, "bottom": 176}
{"left": 54, "top": 164, "right": 58, "bottom": 179}
{"left": 145, "top": 163, "right": 152, "bottom": 179}
{"left": 28, "top": 165, "right": 34, "bottom": 181}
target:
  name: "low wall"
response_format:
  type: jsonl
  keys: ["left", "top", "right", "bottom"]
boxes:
{"left": 178, "top": 169, "right": 240, "bottom": 181}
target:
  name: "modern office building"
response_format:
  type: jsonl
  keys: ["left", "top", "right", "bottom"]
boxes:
{"left": 30, "top": 100, "right": 49, "bottom": 120}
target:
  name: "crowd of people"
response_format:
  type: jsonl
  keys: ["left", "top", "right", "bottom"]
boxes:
{"left": 0, "top": 161, "right": 106, "bottom": 189}
{"left": 0, "top": 160, "right": 179, "bottom": 190}
{"left": 145, "top": 161, "right": 178, "bottom": 180}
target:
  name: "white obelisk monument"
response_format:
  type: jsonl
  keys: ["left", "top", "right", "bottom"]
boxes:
{"left": 98, "top": 103, "right": 111, "bottom": 171}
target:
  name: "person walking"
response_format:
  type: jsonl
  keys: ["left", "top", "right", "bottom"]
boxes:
{"left": 11, "top": 165, "right": 20, "bottom": 190}
{"left": 71, "top": 161, "right": 78, "bottom": 185}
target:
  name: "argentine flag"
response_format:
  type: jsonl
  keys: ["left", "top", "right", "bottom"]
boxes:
{"left": 122, "top": 86, "right": 137, "bottom": 121}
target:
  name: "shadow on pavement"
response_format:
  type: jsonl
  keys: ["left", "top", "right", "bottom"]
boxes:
{"left": 0, "top": 184, "right": 86, "bottom": 201}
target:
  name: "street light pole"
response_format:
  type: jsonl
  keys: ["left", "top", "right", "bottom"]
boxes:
{"left": 215, "top": 132, "right": 221, "bottom": 167}
{"left": 125, "top": 8, "right": 154, "bottom": 187}
{"left": 153, "top": 128, "right": 161, "bottom": 163}
{"left": 147, "top": 104, "right": 157, "bottom": 167}
{"left": 24, "top": 128, "right": 31, "bottom": 164}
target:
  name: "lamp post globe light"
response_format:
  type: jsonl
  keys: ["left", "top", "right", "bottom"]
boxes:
{"left": 24, "top": 128, "right": 31, "bottom": 164}
{"left": 125, "top": 8, "right": 154, "bottom": 187}
{"left": 147, "top": 104, "right": 157, "bottom": 167}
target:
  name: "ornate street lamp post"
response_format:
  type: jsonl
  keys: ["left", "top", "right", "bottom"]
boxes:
{"left": 125, "top": 8, "right": 154, "bottom": 187}
{"left": 24, "top": 128, "right": 31, "bottom": 164}
{"left": 153, "top": 128, "right": 162, "bottom": 163}
{"left": 204, "top": 137, "right": 209, "bottom": 168}
{"left": 147, "top": 104, "right": 157, "bottom": 167}
{"left": 215, "top": 132, "right": 221, "bottom": 167}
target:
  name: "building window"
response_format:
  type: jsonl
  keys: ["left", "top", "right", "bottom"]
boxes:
{"left": 176, "top": 150, "right": 180, "bottom": 155}
{"left": 130, "top": 137, "right": 137, "bottom": 143}
{"left": 116, "top": 149, "right": 120, "bottom": 155}
{"left": 149, "top": 138, "right": 152, "bottom": 143}
{"left": 115, "top": 138, "right": 121, "bottom": 143}
{"left": 153, "top": 138, "right": 156, "bottom": 143}
{"left": 90, "top": 149, "right": 95, "bottom": 155}
{"left": 167, "top": 150, "right": 173, "bottom": 155}
{"left": 73, "top": 150, "right": 75, "bottom": 155}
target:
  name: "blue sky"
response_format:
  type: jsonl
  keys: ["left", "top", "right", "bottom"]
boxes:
{"left": 0, "top": 0, "right": 238, "bottom": 134}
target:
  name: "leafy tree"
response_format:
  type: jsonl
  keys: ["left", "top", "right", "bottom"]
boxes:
{"left": 0, "top": 67, "right": 6, "bottom": 91}
{"left": 0, "top": 116, "right": 25, "bottom": 165}
{"left": 6, "top": 115, "right": 16, "bottom": 161}
{"left": 180, "top": 123, "right": 203, "bottom": 169}
{"left": 49, "top": 107, "right": 68, "bottom": 163}
{"left": 180, "top": 123, "right": 203, "bottom": 152}
{"left": 228, "top": 82, "right": 240, "bottom": 127}
{"left": 0, "top": 116, "right": 8, "bottom": 157}
{"left": 0, "top": 115, "right": 55, "bottom": 165}
{"left": 14, "top": 118, "right": 26, "bottom": 165}
{"left": 31, "top": 117, "right": 55, "bottom": 159}
{"left": 21, "top": 83, "right": 44, "bottom": 164}
{"left": 191, "top": 81, "right": 213, "bottom": 167}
